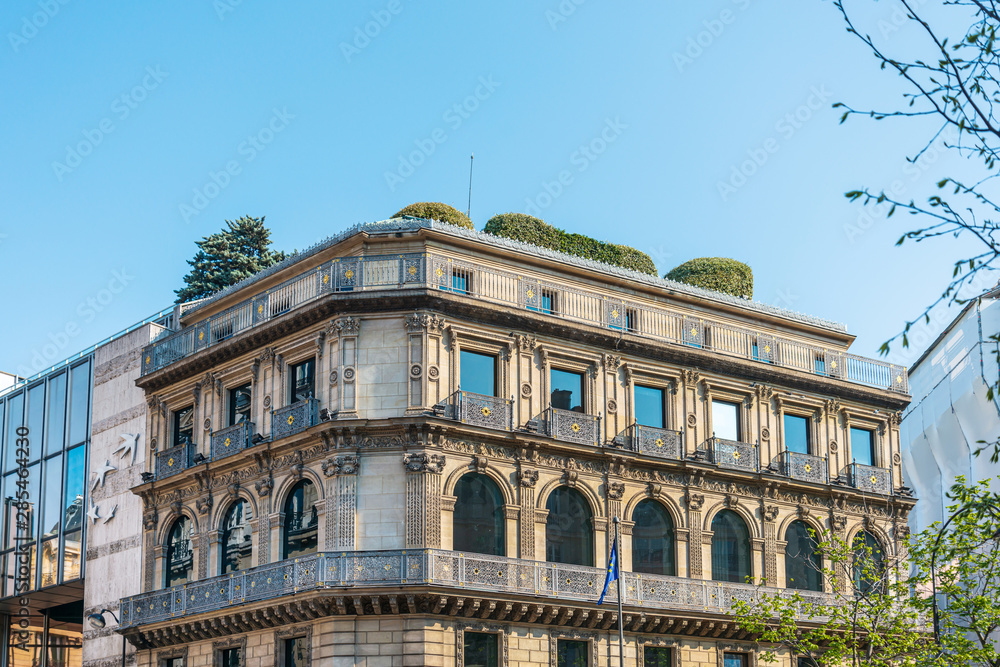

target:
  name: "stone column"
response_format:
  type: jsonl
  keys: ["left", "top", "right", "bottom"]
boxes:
{"left": 402, "top": 453, "right": 445, "bottom": 548}
{"left": 517, "top": 468, "right": 538, "bottom": 559}
{"left": 686, "top": 491, "right": 705, "bottom": 578}
{"left": 322, "top": 454, "right": 359, "bottom": 549}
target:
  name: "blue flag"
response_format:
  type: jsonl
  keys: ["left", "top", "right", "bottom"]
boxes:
{"left": 597, "top": 538, "right": 619, "bottom": 605}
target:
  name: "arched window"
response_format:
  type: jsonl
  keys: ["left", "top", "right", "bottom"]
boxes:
{"left": 632, "top": 499, "right": 676, "bottom": 576}
{"left": 711, "top": 510, "right": 751, "bottom": 583}
{"left": 165, "top": 516, "right": 193, "bottom": 587}
{"left": 220, "top": 499, "right": 253, "bottom": 574}
{"left": 852, "top": 531, "right": 885, "bottom": 595}
{"left": 785, "top": 521, "right": 822, "bottom": 591}
{"left": 282, "top": 480, "right": 318, "bottom": 559}
{"left": 545, "top": 487, "right": 593, "bottom": 566}
{"left": 453, "top": 473, "right": 505, "bottom": 556}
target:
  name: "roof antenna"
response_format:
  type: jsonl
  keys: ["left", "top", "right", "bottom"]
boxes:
{"left": 467, "top": 153, "right": 474, "bottom": 219}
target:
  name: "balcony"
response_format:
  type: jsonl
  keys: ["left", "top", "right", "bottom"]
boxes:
{"left": 848, "top": 462, "right": 892, "bottom": 495}
{"left": 272, "top": 398, "right": 319, "bottom": 440}
{"left": 118, "top": 548, "right": 831, "bottom": 630}
{"left": 543, "top": 407, "right": 601, "bottom": 446}
{"left": 436, "top": 390, "right": 513, "bottom": 432}
{"left": 139, "top": 221, "right": 908, "bottom": 397}
{"left": 706, "top": 438, "right": 758, "bottom": 472}
{"left": 615, "top": 424, "right": 683, "bottom": 461}
{"left": 155, "top": 443, "right": 194, "bottom": 479}
{"left": 778, "top": 451, "right": 829, "bottom": 484}
{"left": 209, "top": 421, "right": 254, "bottom": 462}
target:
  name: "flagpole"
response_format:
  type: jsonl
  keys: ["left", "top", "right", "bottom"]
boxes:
{"left": 613, "top": 516, "right": 625, "bottom": 667}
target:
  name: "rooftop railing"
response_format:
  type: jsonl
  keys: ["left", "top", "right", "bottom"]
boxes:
{"left": 118, "top": 548, "right": 832, "bottom": 629}
{"left": 141, "top": 252, "right": 908, "bottom": 395}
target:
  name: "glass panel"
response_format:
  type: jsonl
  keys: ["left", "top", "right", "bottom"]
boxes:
{"left": 644, "top": 647, "right": 672, "bottom": 667}
{"left": 164, "top": 659, "right": 184, "bottom": 667}
{"left": 47, "top": 611, "right": 83, "bottom": 667}
{"left": 460, "top": 351, "right": 497, "bottom": 397}
{"left": 165, "top": 517, "right": 194, "bottom": 587}
{"left": 0, "top": 400, "right": 4, "bottom": 471}
{"left": 785, "top": 521, "right": 822, "bottom": 592}
{"left": 7, "top": 614, "right": 44, "bottom": 667}
{"left": 63, "top": 446, "right": 85, "bottom": 533}
{"left": 26, "top": 384, "right": 45, "bottom": 460}
{"left": 42, "top": 454, "right": 63, "bottom": 538}
{"left": 712, "top": 400, "right": 739, "bottom": 440}
{"left": 283, "top": 481, "right": 318, "bottom": 559}
{"left": 634, "top": 385, "right": 665, "bottom": 428}
{"left": 68, "top": 362, "right": 90, "bottom": 447}
{"left": 289, "top": 359, "right": 316, "bottom": 404}
{"left": 784, "top": 414, "right": 810, "bottom": 455}
{"left": 46, "top": 373, "right": 68, "bottom": 455}
{"left": 853, "top": 531, "right": 885, "bottom": 595}
{"left": 453, "top": 473, "right": 504, "bottom": 556}
{"left": 557, "top": 639, "right": 588, "bottom": 667}
{"left": 5, "top": 392, "right": 24, "bottom": 473}
{"left": 850, "top": 428, "right": 875, "bottom": 466}
{"left": 724, "top": 654, "right": 747, "bottom": 667}
{"left": 23, "top": 462, "right": 40, "bottom": 545}
{"left": 711, "top": 510, "right": 751, "bottom": 583}
{"left": 221, "top": 500, "right": 253, "bottom": 574}
{"left": 173, "top": 407, "right": 194, "bottom": 448}
{"left": 463, "top": 632, "right": 498, "bottom": 667}
{"left": 220, "top": 648, "right": 241, "bottom": 667}
{"left": 550, "top": 369, "right": 584, "bottom": 413}
{"left": 545, "top": 487, "right": 593, "bottom": 566}
{"left": 228, "top": 384, "right": 252, "bottom": 426}
{"left": 40, "top": 537, "right": 59, "bottom": 587}
{"left": 632, "top": 499, "right": 675, "bottom": 576}
{"left": 2, "top": 472, "right": 15, "bottom": 549}
{"left": 62, "top": 531, "right": 82, "bottom": 582}
{"left": 284, "top": 637, "right": 308, "bottom": 667}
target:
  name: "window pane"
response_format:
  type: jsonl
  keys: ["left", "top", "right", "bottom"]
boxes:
{"left": 166, "top": 517, "right": 193, "bottom": 587}
{"left": 46, "top": 612, "right": 83, "bottom": 667}
{"left": 460, "top": 351, "right": 497, "bottom": 397}
{"left": 63, "top": 446, "right": 85, "bottom": 533}
{"left": 284, "top": 637, "right": 308, "bottom": 667}
{"left": 644, "top": 647, "right": 672, "bottom": 667}
{"left": 545, "top": 487, "right": 593, "bottom": 566}
{"left": 785, "top": 521, "right": 822, "bottom": 591}
{"left": 784, "top": 414, "right": 810, "bottom": 455}
{"left": 463, "top": 632, "right": 498, "bottom": 667}
{"left": 7, "top": 614, "right": 44, "bottom": 667}
{"left": 40, "top": 537, "right": 59, "bottom": 587}
{"left": 289, "top": 359, "right": 316, "bottom": 404}
{"left": 26, "top": 384, "right": 45, "bottom": 460}
{"left": 853, "top": 531, "right": 885, "bottom": 594}
{"left": 550, "top": 369, "right": 584, "bottom": 412}
{"left": 712, "top": 401, "right": 739, "bottom": 441}
{"left": 850, "top": 428, "right": 874, "bottom": 466}
{"left": 5, "top": 392, "right": 24, "bottom": 473}
{"left": 173, "top": 407, "right": 194, "bottom": 448}
{"left": 634, "top": 385, "right": 665, "bottom": 428}
{"left": 711, "top": 510, "right": 751, "bottom": 583}
{"left": 46, "top": 373, "right": 67, "bottom": 455}
{"left": 557, "top": 640, "right": 588, "bottom": 667}
{"left": 221, "top": 500, "right": 253, "bottom": 574}
{"left": 724, "top": 654, "right": 747, "bottom": 667}
{"left": 228, "top": 384, "right": 252, "bottom": 426}
{"left": 42, "top": 454, "right": 63, "bottom": 539}
{"left": 62, "top": 530, "right": 82, "bottom": 582}
{"left": 219, "top": 648, "right": 241, "bottom": 667}
{"left": 283, "top": 481, "right": 318, "bottom": 559}
{"left": 68, "top": 362, "right": 90, "bottom": 447}
{"left": 453, "top": 474, "right": 504, "bottom": 556}
{"left": 632, "top": 500, "right": 675, "bottom": 576}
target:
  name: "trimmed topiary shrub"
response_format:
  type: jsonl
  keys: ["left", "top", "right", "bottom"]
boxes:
{"left": 665, "top": 257, "right": 753, "bottom": 299}
{"left": 484, "top": 213, "right": 657, "bottom": 276}
{"left": 392, "top": 202, "right": 474, "bottom": 230}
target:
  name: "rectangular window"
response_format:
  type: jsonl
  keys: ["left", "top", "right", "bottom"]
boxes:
{"left": 626, "top": 308, "right": 638, "bottom": 332}
{"left": 634, "top": 385, "right": 666, "bottom": 428}
{"left": 814, "top": 354, "right": 826, "bottom": 374}
{"left": 289, "top": 359, "right": 316, "bottom": 404}
{"left": 5, "top": 392, "right": 24, "bottom": 473}
{"left": 557, "top": 639, "right": 588, "bottom": 667}
{"left": 67, "top": 361, "right": 90, "bottom": 447}
{"left": 712, "top": 400, "right": 740, "bottom": 441}
{"left": 460, "top": 350, "right": 497, "bottom": 397}
{"left": 644, "top": 646, "right": 672, "bottom": 667}
{"left": 218, "top": 648, "right": 241, "bottom": 667}
{"left": 163, "top": 659, "right": 184, "bottom": 667}
{"left": 41, "top": 453, "right": 62, "bottom": 539}
{"left": 282, "top": 636, "right": 309, "bottom": 667}
{"left": 550, "top": 369, "right": 584, "bottom": 413}
{"left": 451, "top": 268, "right": 472, "bottom": 295}
{"left": 228, "top": 384, "right": 252, "bottom": 426}
{"left": 173, "top": 407, "right": 194, "bottom": 448}
{"left": 851, "top": 427, "right": 875, "bottom": 466}
{"left": 26, "top": 384, "right": 45, "bottom": 460}
{"left": 797, "top": 658, "right": 818, "bottom": 667}
{"left": 541, "top": 289, "right": 557, "bottom": 315}
{"left": 463, "top": 632, "right": 498, "bottom": 667}
{"left": 723, "top": 654, "right": 748, "bottom": 667}
{"left": 784, "top": 414, "right": 811, "bottom": 455}
{"left": 45, "top": 372, "right": 67, "bottom": 455}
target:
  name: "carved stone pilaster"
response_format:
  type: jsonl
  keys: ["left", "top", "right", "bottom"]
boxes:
{"left": 518, "top": 468, "right": 538, "bottom": 559}
{"left": 686, "top": 491, "right": 705, "bottom": 577}
{"left": 328, "top": 316, "right": 362, "bottom": 419}
{"left": 403, "top": 454, "right": 445, "bottom": 548}
{"left": 326, "top": 469, "right": 358, "bottom": 550}
{"left": 762, "top": 504, "right": 779, "bottom": 586}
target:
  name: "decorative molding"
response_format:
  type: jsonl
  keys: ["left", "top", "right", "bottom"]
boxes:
{"left": 402, "top": 453, "right": 446, "bottom": 474}
{"left": 322, "top": 455, "right": 359, "bottom": 477}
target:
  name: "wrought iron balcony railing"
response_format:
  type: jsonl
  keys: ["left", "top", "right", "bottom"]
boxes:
{"left": 848, "top": 462, "right": 892, "bottom": 495}
{"left": 544, "top": 407, "right": 601, "bottom": 446}
{"left": 615, "top": 424, "right": 684, "bottom": 461}
{"left": 779, "top": 451, "right": 829, "bottom": 484}
{"left": 155, "top": 443, "right": 194, "bottom": 479}
{"left": 437, "top": 390, "right": 514, "bottom": 432}
{"left": 118, "top": 548, "right": 832, "bottom": 629}
{"left": 140, "top": 227, "right": 907, "bottom": 396}
{"left": 707, "top": 438, "right": 759, "bottom": 472}
{"left": 210, "top": 421, "right": 254, "bottom": 462}
{"left": 272, "top": 398, "right": 319, "bottom": 440}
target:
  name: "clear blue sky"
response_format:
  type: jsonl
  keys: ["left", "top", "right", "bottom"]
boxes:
{"left": 0, "top": 0, "right": 984, "bottom": 377}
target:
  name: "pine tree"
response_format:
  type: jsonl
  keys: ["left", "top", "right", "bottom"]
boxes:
{"left": 175, "top": 216, "right": 286, "bottom": 303}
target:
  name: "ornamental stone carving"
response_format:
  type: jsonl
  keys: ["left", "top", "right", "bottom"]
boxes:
{"left": 428, "top": 365, "right": 440, "bottom": 380}
{"left": 686, "top": 491, "right": 705, "bottom": 511}
{"left": 518, "top": 469, "right": 539, "bottom": 487}
{"left": 402, "top": 453, "right": 446, "bottom": 474}
{"left": 142, "top": 510, "right": 158, "bottom": 530}
{"left": 322, "top": 455, "right": 359, "bottom": 477}
{"left": 330, "top": 317, "right": 362, "bottom": 336}
{"left": 196, "top": 496, "right": 213, "bottom": 515}
{"left": 763, "top": 505, "right": 779, "bottom": 522}
{"left": 255, "top": 477, "right": 273, "bottom": 497}
{"left": 607, "top": 482, "right": 625, "bottom": 500}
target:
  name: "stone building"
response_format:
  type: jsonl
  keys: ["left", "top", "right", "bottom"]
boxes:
{"left": 112, "top": 218, "right": 913, "bottom": 667}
